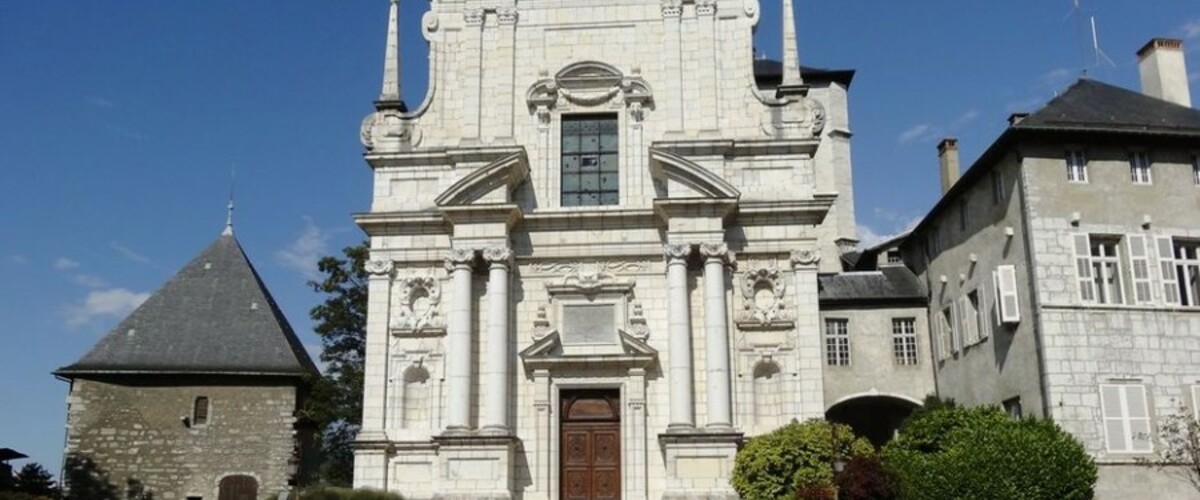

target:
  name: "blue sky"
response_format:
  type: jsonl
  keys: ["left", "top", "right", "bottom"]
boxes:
{"left": 1, "top": 0, "right": 1196, "bottom": 473}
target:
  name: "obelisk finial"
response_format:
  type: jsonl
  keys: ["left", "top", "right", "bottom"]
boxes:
{"left": 777, "top": 0, "right": 808, "bottom": 97}
{"left": 222, "top": 164, "right": 235, "bottom": 236}
{"left": 376, "top": 0, "right": 404, "bottom": 109}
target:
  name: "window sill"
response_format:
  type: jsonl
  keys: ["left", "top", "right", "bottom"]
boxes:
{"left": 1049, "top": 302, "right": 1200, "bottom": 313}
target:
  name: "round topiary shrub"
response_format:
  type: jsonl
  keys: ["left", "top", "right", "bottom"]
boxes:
{"left": 883, "top": 406, "right": 1096, "bottom": 500}
{"left": 731, "top": 419, "right": 874, "bottom": 500}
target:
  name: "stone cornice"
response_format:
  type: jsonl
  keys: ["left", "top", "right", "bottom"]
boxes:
{"left": 354, "top": 210, "right": 447, "bottom": 237}
{"left": 364, "top": 145, "right": 526, "bottom": 169}
{"left": 651, "top": 138, "right": 820, "bottom": 157}
{"left": 440, "top": 203, "right": 523, "bottom": 228}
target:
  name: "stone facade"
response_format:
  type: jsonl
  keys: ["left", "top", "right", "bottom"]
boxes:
{"left": 63, "top": 378, "right": 300, "bottom": 499}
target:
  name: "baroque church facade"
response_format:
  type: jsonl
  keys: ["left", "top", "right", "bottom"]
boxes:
{"left": 352, "top": 0, "right": 934, "bottom": 498}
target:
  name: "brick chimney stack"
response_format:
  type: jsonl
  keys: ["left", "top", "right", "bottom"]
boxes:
{"left": 1138, "top": 38, "right": 1192, "bottom": 108}
{"left": 938, "top": 138, "right": 960, "bottom": 195}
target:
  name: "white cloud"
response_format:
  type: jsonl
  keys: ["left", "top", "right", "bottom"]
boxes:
{"left": 71, "top": 274, "right": 109, "bottom": 289}
{"left": 9, "top": 255, "right": 29, "bottom": 265}
{"left": 950, "top": 109, "right": 980, "bottom": 130}
{"left": 66, "top": 287, "right": 150, "bottom": 327}
{"left": 857, "top": 216, "right": 922, "bottom": 250}
{"left": 276, "top": 217, "right": 331, "bottom": 280}
{"left": 86, "top": 96, "right": 116, "bottom": 108}
{"left": 898, "top": 124, "right": 934, "bottom": 144}
{"left": 109, "top": 241, "right": 153, "bottom": 265}
{"left": 1181, "top": 19, "right": 1200, "bottom": 40}
{"left": 54, "top": 257, "right": 81, "bottom": 271}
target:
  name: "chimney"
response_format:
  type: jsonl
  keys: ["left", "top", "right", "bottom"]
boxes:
{"left": 1138, "top": 38, "right": 1192, "bottom": 107}
{"left": 938, "top": 138, "right": 960, "bottom": 195}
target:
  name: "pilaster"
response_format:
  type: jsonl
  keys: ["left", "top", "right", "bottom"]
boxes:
{"left": 790, "top": 249, "right": 825, "bottom": 420}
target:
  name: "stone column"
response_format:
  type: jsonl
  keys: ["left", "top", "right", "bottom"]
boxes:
{"left": 791, "top": 249, "right": 824, "bottom": 420}
{"left": 664, "top": 243, "right": 695, "bottom": 430}
{"left": 481, "top": 246, "right": 513, "bottom": 434}
{"left": 700, "top": 243, "right": 734, "bottom": 430}
{"left": 359, "top": 259, "right": 395, "bottom": 439}
{"left": 444, "top": 248, "right": 476, "bottom": 432}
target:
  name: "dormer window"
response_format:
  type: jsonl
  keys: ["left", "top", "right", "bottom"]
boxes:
{"left": 562, "top": 114, "right": 619, "bottom": 207}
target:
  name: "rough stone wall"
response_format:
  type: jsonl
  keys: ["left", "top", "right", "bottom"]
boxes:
{"left": 65, "top": 378, "right": 299, "bottom": 500}
{"left": 905, "top": 153, "right": 1047, "bottom": 416}
{"left": 818, "top": 304, "right": 935, "bottom": 408}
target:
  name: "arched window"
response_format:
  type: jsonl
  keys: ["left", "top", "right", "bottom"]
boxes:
{"left": 193, "top": 396, "right": 209, "bottom": 427}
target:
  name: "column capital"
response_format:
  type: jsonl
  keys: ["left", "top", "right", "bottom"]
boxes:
{"left": 789, "top": 249, "right": 821, "bottom": 268}
{"left": 661, "top": 0, "right": 682, "bottom": 17}
{"left": 696, "top": 0, "right": 716, "bottom": 16}
{"left": 497, "top": 7, "right": 519, "bottom": 25}
{"left": 444, "top": 248, "right": 476, "bottom": 271}
{"left": 699, "top": 242, "right": 734, "bottom": 266}
{"left": 364, "top": 259, "right": 395, "bottom": 277}
{"left": 664, "top": 243, "right": 692, "bottom": 263}
{"left": 483, "top": 246, "right": 514, "bottom": 267}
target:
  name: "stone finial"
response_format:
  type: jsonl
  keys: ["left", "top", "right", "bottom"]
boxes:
{"left": 780, "top": 0, "right": 803, "bottom": 88}
{"left": 376, "top": 0, "right": 403, "bottom": 108}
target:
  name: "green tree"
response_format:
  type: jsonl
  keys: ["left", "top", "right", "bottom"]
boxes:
{"left": 883, "top": 405, "right": 1096, "bottom": 500}
{"left": 13, "top": 463, "right": 58, "bottom": 498}
{"left": 302, "top": 242, "right": 370, "bottom": 486}
{"left": 731, "top": 419, "right": 874, "bottom": 500}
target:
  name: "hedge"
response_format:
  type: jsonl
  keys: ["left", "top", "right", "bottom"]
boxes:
{"left": 732, "top": 419, "right": 874, "bottom": 500}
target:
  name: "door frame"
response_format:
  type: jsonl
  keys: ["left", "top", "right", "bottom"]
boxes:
{"left": 559, "top": 388, "right": 622, "bottom": 500}
{"left": 549, "top": 377, "right": 642, "bottom": 500}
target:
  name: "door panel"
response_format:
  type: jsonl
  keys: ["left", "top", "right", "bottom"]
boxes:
{"left": 560, "top": 390, "right": 621, "bottom": 500}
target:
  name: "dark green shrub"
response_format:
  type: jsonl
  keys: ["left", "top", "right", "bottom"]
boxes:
{"left": 732, "top": 419, "right": 873, "bottom": 500}
{"left": 794, "top": 481, "right": 836, "bottom": 500}
{"left": 276, "top": 486, "right": 404, "bottom": 500}
{"left": 883, "top": 406, "right": 1096, "bottom": 500}
{"left": 835, "top": 455, "right": 897, "bottom": 500}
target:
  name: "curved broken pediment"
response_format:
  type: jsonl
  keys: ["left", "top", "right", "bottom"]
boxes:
{"left": 526, "top": 61, "right": 654, "bottom": 121}
{"left": 649, "top": 148, "right": 741, "bottom": 200}
{"left": 434, "top": 152, "right": 530, "bottom": 207}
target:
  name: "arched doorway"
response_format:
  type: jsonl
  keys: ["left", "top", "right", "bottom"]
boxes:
{"left": 218, "top": 475, "right": 258, "bottom": 500}
{"left": 826, "top": 395, "right": 921, "bottom": 448}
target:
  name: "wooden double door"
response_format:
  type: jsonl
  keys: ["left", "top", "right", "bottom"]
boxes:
{"left": 561, "top": 389, "right": 621, "bottom": 500}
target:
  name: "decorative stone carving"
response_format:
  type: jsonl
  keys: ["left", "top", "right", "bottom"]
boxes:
{"left": 497, "top": 8, "right": 518, "bottom": 25}
{"left": 365, "top": 259, "right": 395, "bottom": 276}
{"left": 483, "top": 246, "right": 514, "bottom": 267}
{"left": 391, "top": 276, "right": 446, "bottom": 335}
{"left": 699, "top": 243, "right": 735, "bottom": 266}
{"left": 757, "top": 95, "right": 826, "bottom": 139}
{"left": 444, "top": 248, "right": 475, "bottom": 270}
{"left": 463, "top": 9, "right": 484, "bottom": 26}
{"left": 525, "top": 61, "right": 654, "bottom": 119}
{"left": 696, "top": 0, "right": 716, "bottom": 16}
{"left": 553, "top": 266, "right": 635, "bottom": 294}
{"left": 735, "top": 268, "right": 795, "bottom": 329}
{"left": 664, "top": 243, "right": 691, "bottom": 262}
{"left": 629, "top": 302, "right": 650, "bottom": 341}
{"left": 530, "top": 261, "right": 646, "bottom": 275}
{"left": 661, "top": 0, "right": 682, "bottom": 17}
{"left": 532, "top": 305, "right": 552, "bottom": 340}
{"left": 790, "top": 249, "right": 821, "bottom": 267}
{"left": 360, "top": 110, "right": 421, "bottom": 151}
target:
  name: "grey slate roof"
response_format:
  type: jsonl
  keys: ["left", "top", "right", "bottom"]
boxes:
{"left": 818, "top": 267, "right": 925, "bottom": 305}
{"left": 1018, "top": 79, "right": 1200, "bottom": 135}
{"left": 55, "top": 233, "right": 318, "bottom": 378}
{"left": 753, "top": 59, "right": 856, "bottom": 87}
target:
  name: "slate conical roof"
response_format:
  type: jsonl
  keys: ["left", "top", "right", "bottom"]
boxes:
{"left": 55, "top": 233, "right": 318, "bottom": 378}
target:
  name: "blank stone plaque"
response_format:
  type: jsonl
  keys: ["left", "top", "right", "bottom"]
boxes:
{"left": 562, "top": 304, "right": 617, "bottom": 345}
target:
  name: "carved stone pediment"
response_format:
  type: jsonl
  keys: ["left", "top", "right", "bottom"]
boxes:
{"left": 526, "top": 61, "right": 654, "bottom": 118}
{"left": 519, "top": 330, "right": 657, "bottom": 371}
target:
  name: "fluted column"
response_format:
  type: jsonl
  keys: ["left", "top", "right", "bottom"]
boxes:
{"left": 665, "top": 243, "right": 695, "bottom": 430}
{"left": 700, "top": 243, "right": 734, "bottom": 429}
{"left": 444, "top": 249, "right": 476, "bottom": 432}
{"left": 481, "top": 246, "right": 513, "bottom": 434}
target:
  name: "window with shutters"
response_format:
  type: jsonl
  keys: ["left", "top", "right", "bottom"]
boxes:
{"left": 990, "top": 170, "right": 1005, "bottom": 204}
{"left": 1193, "top": 156, "right": 1200, "bottom": 186}
{"left": 193, "top": 396, "right": 209, "bottom": 427}
{"left": 1129, "top": 151, "right": 1152, "bottom": 184}
{"left": 1099, "top": 384, "right": 1153, "bottom": 454}
{"left": 892, "top": 318, "right": 918, "bottom": 366}
{"left": 1074, "top": 234, "right": 1129, "bottom": 305}
{"left": 561, "top": 114, "right": 619, "bottom": 207}
{"left": 1172, "top": 239, "right": 1200, "bottom": 307}
{"left": 1066, "top": 150, "right": 1088, "bottom": 183}
{"left": 995, "top": 265, "right": 1020, "bottom": 323}
{"left": 934, "top": 310, "right": 952, "bottom": 362}
{"left": 824, "top": 319, "right": 850, "bottom": 366}
{"left": 944, "top": 306, "right": 960, "bottom": 355}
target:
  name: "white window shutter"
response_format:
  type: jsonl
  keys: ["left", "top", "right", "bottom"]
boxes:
{"left": 1192, "top": 385, "right": 1200, "bottom": 420}
{"left": 1125, "top": 385, "right": 1153, "bottom": 453}
{"left": 1157, "top": 236, "right": 1179, "bottom": 305}
{"left": 997, "top": 265, "right": 1020, "bottom": 324}
{"left": 1127, "top": 235, "right": 1153, "bottom": 304}
{"left": 1100, "top": 385, "right": 1128, "bottom": 453}
{"left": 978, "top": 285, "right": 992, "bottom": 340}
{"left": 1074, "top": 234, "right": 1096, "bottom": 302}
{"left": 949, "top": 306, "right": 962, "bottom": 354}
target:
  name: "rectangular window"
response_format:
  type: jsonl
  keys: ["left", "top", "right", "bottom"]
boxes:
{"left": 1193, "top": 156, "right": 1200, "bottom": 186}
{"left": 886, "top": 250, "right": 902, "bottom": 264}
{"left": 1090, "top": 237, "right": 1125, "bottom": 305}
{"left": 561, "top": 115, "right": 619, "bottom": 207}
{"left": 933, "top": 310, "right": 951, "bottom": 361}
{"left": 892, "top": 318, "right": 919, "bottom": 366}
{"left": 1066, "top": 150, "right": 1088, "bottom": 183}
{"left": 990, "top": 170, "right": 1005, "bottom": 204}
{"left": 995, "top": 265, "right": 1021, "bottom": 323}
{"left": 963, "top": 291, "right": 982, "bottom": 345}
{"left": 944, "top": 306, "right": 960, "bottom": 354}
{"left": 824, "top": 319, "right": 850, "bottom": 366}
{"left": 1129, "top": 152, "right": 1152, "bottom": 184}
{"left": 1174, "top": 239, "right": 1200, "bottom": 307}
{"left": 193, "top": 396, "right": 209, "bottom": 427}
{"left": 1100, "top": 384, "right": 1152, "bottom": 453}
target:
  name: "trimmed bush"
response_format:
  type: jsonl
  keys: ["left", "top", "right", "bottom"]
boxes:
{"left": 883, "top": 406, "right": 1096, "bottom": 500}
{"left": 835, "top": 456, "right": 897, "bottom": 500}
{"left": 732, "top": 419, "right": 873, "bottom": 500}
{"left": 275, "top": 487, "right": 404, "bottom": 500}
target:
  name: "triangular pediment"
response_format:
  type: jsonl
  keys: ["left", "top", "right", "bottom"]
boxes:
{"left": 434, "top": 151, "right": 530, "bottom": 207}
{"left": 649, "top": 148, "right": 741, "bottom": 200}
{"left": 520, "top": 330, "right": 658, "bottom": 371}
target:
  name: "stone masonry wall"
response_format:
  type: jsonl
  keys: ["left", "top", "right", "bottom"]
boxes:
{"left": 65, "top": 378, "right": 299, "bottom": 500}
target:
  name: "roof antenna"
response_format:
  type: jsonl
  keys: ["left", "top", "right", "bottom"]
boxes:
{"left": 1090, "top": 16, "right": 1117, "bottom": 69}
{"left": 223, "top": 164, "right": 236, "bottom": 236}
